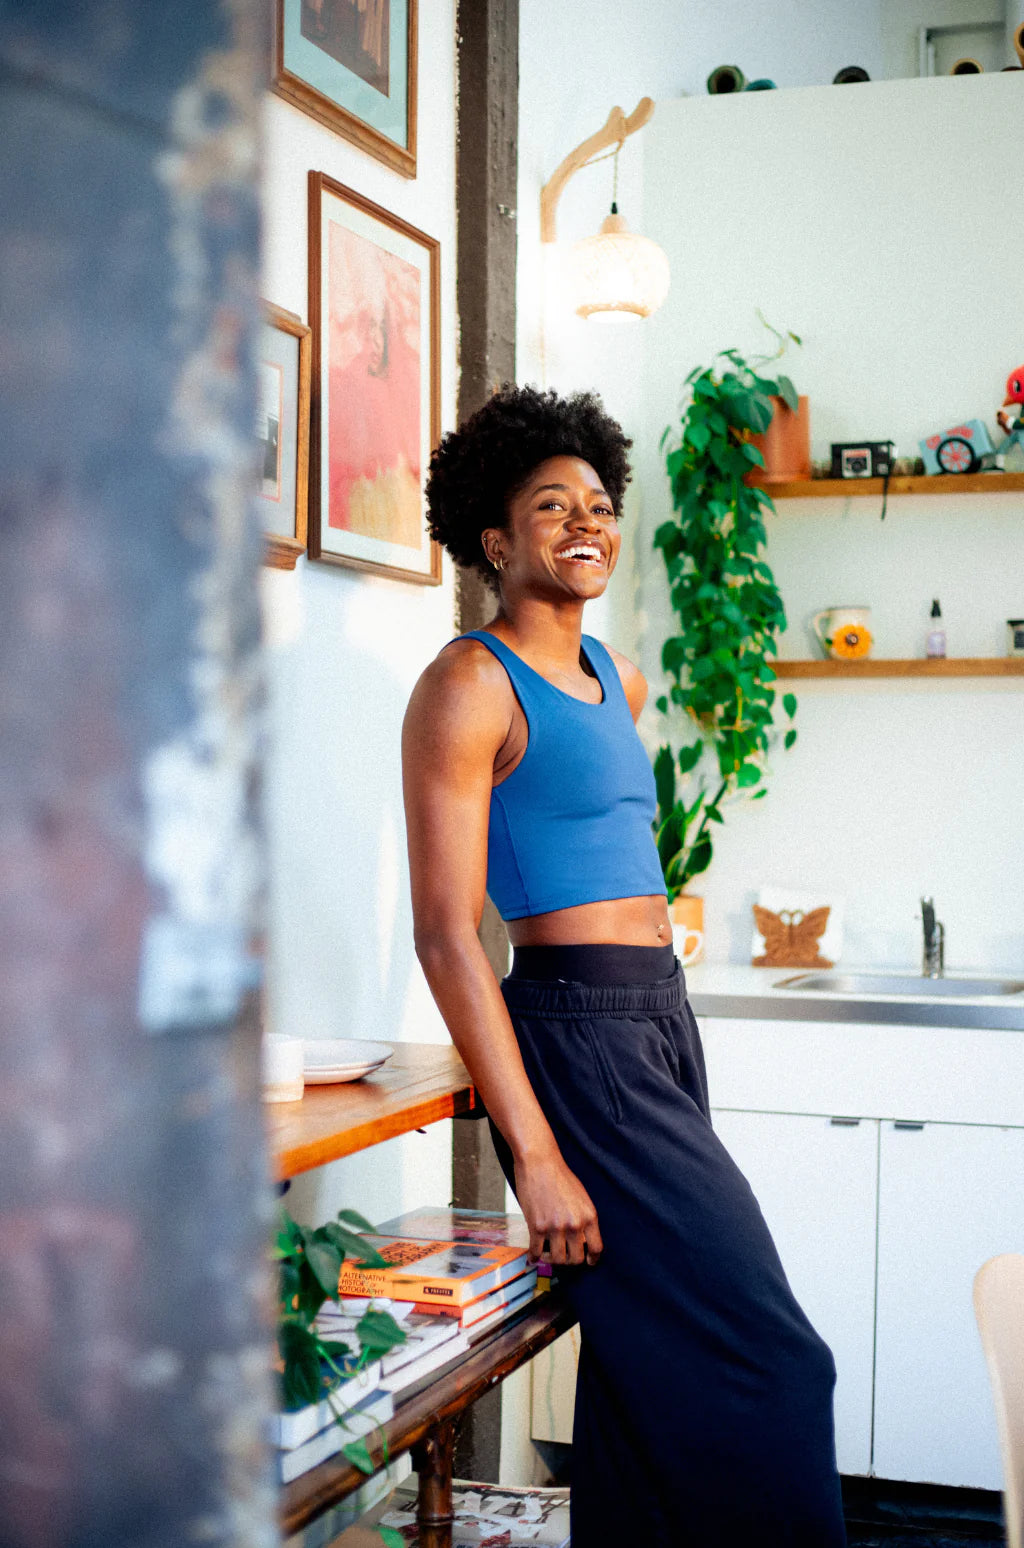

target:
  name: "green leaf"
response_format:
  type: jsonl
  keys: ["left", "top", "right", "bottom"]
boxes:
{"left": 653, "top": 744, "right": 676, "bottom": 817}
{"left": 655, "top": 694, "right": 668, "bottom": 714}
{"left": 321, "top": 1222, "right": 387, "bottom": 1267}
{"left": 687, "top": 837, "right": 713, "bottom": 879}
{"left": 378, "top": 1530, "right": 406, "bottom": 1548}
{"left": 686, "top": 421, "right": 711, "bottom": 454}
{"left": 278, "top": 1322, "right": 322, "bottom": 1409}
{"left": 776, "top": 374, "right": 799, "bottom": 412}
{"left": 304, "top": 1235, "right": 344, "bottom": 1298}
{"left": 740, "top": 442, "right": 765, "bottom": 466}
{"left": 355, "top": 1306, "right": 408, "bottom": 1358}
{"left": 784, "top": 728, "right": 797, "bottom": 749}
{"left": 751, "top": 787, "right": 767, "bottom": 799}
{"left": 704, "top": 805, "right": 724, "bottom": 824}
{"left": 788, "top": 330, "right": 802, "bottom": 346}
{"left": 335, "top": 1208, "right": 377, "bottom": 1234}
{"left": 677, "top": 742, "right": 703, "bottom": 775}
{"left": 342, "top": 1435, "right": 377, "bottom": 1476}
{"left": 782, "top": 692, "right": 797, "bottom": 718}
{"left": 746, "top": 392, "right": 775, "bottom": 434}
{"left": 279, "top": 1260, "right": 302, "bottom": 1312}
{"left": 736, "top": 762, "right": 762, "bottom": 788}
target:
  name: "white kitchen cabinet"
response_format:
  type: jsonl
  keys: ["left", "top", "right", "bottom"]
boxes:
{"left": 710, "top": 1108, "right": 879, "bottom": 1475}
{"left": 873, "top": 1119, "right": 1024, "bottom": 1489}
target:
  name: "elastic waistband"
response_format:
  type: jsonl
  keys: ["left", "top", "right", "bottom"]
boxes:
{"left": 510, "top": 941, "right": 675, "bottom": 985}
{"left": 502, "top": 955, "right": 687, "bottom": 1019}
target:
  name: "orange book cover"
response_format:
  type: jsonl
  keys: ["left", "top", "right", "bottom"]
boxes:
{"left": 337, "top": 1235, "right": 530, "bottom": 1307}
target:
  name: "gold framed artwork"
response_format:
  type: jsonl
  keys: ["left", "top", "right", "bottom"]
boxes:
{"left": 273, "top": 0, "right": 417, "bottom": 179}
{"left": 258, "top": 304, "right": 311, "bottom": 571}
{"left": 307, "top": 171, "right": 441, "bottom": 584}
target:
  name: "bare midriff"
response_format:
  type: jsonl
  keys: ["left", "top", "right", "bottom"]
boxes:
{"left": 506, "top": 892, "right": 672, "bottom": 949}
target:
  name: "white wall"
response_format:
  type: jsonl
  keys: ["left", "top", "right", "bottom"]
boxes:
{"left": 515, "top": 0, "right": 892, "bottom": 654}
{"left": 260, "top": 3, "right": 458, "bottom": 1229}
{"left": 637, "top": 74, "right": 1024, "bottom": 972}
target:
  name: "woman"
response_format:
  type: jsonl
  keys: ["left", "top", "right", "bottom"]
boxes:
{"left": 401, "top": 385, "right": 845, "bottom": 1546}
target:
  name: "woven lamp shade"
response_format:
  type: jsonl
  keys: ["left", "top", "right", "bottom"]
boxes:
{"left": 567, "top": 211, "right": 670, "bottom": 322}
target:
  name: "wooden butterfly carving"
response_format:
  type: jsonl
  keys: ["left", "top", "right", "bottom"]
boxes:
{"left": 752, "top": 905, "right": 834, "bottom": 969}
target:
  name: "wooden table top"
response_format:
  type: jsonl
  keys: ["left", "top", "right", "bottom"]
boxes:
{"left": 266, "top": 1041, "right": 478, "bottom": 1179}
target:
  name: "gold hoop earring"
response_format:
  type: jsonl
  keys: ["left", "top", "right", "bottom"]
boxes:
{"left": 493, "top": 555, "right": 506, "bottom": 572}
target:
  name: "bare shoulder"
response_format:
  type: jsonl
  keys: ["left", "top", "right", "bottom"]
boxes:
{"left": 403, "top": 635, "right": 515, "bottom": 758}
{"left": 598, "top": 639, "right": 648, "bottom": 721}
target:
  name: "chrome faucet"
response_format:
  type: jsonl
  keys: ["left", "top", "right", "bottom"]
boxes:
{"left": 921, "top": 897, "right": 945, "bottom": 978}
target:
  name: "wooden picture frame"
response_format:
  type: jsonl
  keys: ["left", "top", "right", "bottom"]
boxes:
{"left": 258, "top": 303, "right": 311, "bottom": 571}
{"left": 307, "top": 171, "right": 441, "bottom": 585}
{"left": 273, "top": 0, "right": 418, "bottom": 179}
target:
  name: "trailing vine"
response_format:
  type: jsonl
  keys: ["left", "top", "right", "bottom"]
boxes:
{"left": 653, "top": 331, "right": 800, "bottom": 899}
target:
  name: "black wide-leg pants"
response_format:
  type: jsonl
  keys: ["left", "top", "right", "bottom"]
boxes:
{"left": 490, "top": 953, "right": 846, "bottom": 1547}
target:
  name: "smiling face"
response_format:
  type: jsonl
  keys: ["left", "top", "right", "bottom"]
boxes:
{"left": 482, "top": 454, "right": 621, "bottom": 601}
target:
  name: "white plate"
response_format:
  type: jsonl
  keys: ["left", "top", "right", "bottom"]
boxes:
{"left": 303, "top": 1061, "right": 389, "bottom": 1085}
{"left": 302, "top": 1040, "right": 394, "bottom": 1078}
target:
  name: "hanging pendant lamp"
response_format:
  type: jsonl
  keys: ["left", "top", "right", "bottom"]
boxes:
{"left": 540, "top": 98, "right": 671, "bottom": 324}
{"left": 567, "top": 200, "right": 671, "bottom": 323}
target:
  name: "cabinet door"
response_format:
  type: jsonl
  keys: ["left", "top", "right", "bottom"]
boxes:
{"left": 874, "top": 1120, "right": 1024, "bottom": 1488}
{"left": 711, "top": 1108, "right": 879, "bottom": 1476}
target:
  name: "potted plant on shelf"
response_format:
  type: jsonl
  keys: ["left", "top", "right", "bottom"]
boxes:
{"left": 653, "top": 330, "right": 801, "bottom": 948}
{"left": 275, "top": 1205, "right": 406, "bottom": 1545}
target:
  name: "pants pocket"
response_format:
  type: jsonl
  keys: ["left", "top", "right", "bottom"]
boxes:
{"left": 578, "top": 1019, "right": 623, "bottom": 1125}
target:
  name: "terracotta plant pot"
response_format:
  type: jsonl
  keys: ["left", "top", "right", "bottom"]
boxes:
{"left": 746, "top": 394, "right": 810, "bottom": 483}
{"left": 669, "top": 893, "right": 704, "bottom": 965}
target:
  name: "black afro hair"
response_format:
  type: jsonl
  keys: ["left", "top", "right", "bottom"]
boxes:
{"left": 425, "top": 383, "right": 632, "bottom": 588}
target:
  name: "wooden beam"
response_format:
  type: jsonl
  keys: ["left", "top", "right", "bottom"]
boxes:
{"left": 453, "top": 0, "right": 520, "bottom": 1483}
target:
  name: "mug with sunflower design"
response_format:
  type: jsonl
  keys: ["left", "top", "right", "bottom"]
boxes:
{"left": 812, "top": 605, "right": 873, "bottom": 660}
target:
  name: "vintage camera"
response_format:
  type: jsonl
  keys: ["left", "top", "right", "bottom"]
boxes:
{"left": 829, "top": 440, "right": 895, "bottom": 479}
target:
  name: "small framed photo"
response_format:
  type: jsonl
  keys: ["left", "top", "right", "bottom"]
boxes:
{"left": 307, "top": 171, "right": 441, "bottom": 585}
{"left": 273, "top": 0, "right": 417, "bottom": 179}
{"left": 258, "top": 304, "right": 311, "bottom": 570}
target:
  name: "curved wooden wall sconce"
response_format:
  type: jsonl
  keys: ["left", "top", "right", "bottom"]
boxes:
{"left": 540, "top": 96, "right": 655, "bottom": 245}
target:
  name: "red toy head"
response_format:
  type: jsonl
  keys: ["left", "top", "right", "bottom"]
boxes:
{"left": 1004, "top": 366, "right": 1024, "bottom": 406}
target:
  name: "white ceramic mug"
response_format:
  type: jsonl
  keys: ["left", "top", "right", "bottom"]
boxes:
{"left": 262, "top": 1034, "right": 305, "bottom": 1103}
{"left": 811, "top": 605, "right": 872, "bottom": 659}
{"left": 674, "top": 926, "right": 704, "bottom": 966}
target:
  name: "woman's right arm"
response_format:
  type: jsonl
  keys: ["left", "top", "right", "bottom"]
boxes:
{"left": 401, "top": 644, "right": 603, "bottom": 1269}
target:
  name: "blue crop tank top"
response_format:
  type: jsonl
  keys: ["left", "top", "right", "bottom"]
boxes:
{"left": 456, "top": 631, "right": 668, "bottom": 921}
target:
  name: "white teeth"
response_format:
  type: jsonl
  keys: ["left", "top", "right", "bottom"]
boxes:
{"left": 557, "top": 545, "right": 602, "bottom": 561}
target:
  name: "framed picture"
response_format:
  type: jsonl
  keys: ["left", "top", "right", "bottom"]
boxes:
{"left": 273, "top": 0, "right": 417, "bottom": 179}
{"left": 258, "top": 304, "right": 311, "bottom": 570}
{"left": 307, "top": 171, "right": 441, "bottom": 585}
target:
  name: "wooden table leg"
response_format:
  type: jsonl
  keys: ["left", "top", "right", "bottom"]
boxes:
{"left": 411, "top": 1418, "right": 456, "bottom": 1548}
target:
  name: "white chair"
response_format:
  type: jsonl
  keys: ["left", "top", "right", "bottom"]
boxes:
{"left": 973, "top": 1253, "right": 1024, "bottom": 1548}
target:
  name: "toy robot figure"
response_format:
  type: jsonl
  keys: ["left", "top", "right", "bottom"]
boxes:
{"left": 996, "top": 365, "right": 1024, "bottom": 472}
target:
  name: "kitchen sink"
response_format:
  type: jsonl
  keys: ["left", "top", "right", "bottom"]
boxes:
{"left": 774, "top": 972, "right": 1024, "bottom": 998}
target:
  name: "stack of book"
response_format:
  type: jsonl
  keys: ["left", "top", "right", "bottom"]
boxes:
{"left": 275, "top": 1209, "right": 538, "bottom": 1484}
{"left": 273, "top": 1355, "right": 394, "bottom": 1485}
{"left": 340, "top": 1207, "right": 538, "bottom": 1339}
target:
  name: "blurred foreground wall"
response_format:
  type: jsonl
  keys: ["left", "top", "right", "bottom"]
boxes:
{"left": 0, "top": 5, "right": 275, "bottom": 1545}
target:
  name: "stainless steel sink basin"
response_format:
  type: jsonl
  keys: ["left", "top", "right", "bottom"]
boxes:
{"left": 774, "top": 972, "right": 1024, "bottom": 998}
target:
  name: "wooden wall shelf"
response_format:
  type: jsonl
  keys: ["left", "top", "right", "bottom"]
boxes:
{"left": 264, "top": 535, "right": 305, "bottom": 570}
{"left": 759, "top": 473, "right": 1024, "bottom": 500}
{"left": 267, "top": 1042, "right": 476, "bottom": 1179}
{"left": 774, "top": 658, "right": 1024, "bottom": 679}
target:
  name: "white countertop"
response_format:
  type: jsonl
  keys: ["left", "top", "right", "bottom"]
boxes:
{"left": 678, "top": 950, "right": 1024, "bottom": 1032}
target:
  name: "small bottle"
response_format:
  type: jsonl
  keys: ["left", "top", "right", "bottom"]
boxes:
{"left": 926, "top": 599, "right": 946, "bottom": 658}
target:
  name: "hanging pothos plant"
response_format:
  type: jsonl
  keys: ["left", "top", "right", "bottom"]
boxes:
{"left": 653, "top": 328, "right": 801, "bottom": 900}
{"left": 275, "top": 1205, "right": 406, "bottom": 1545}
